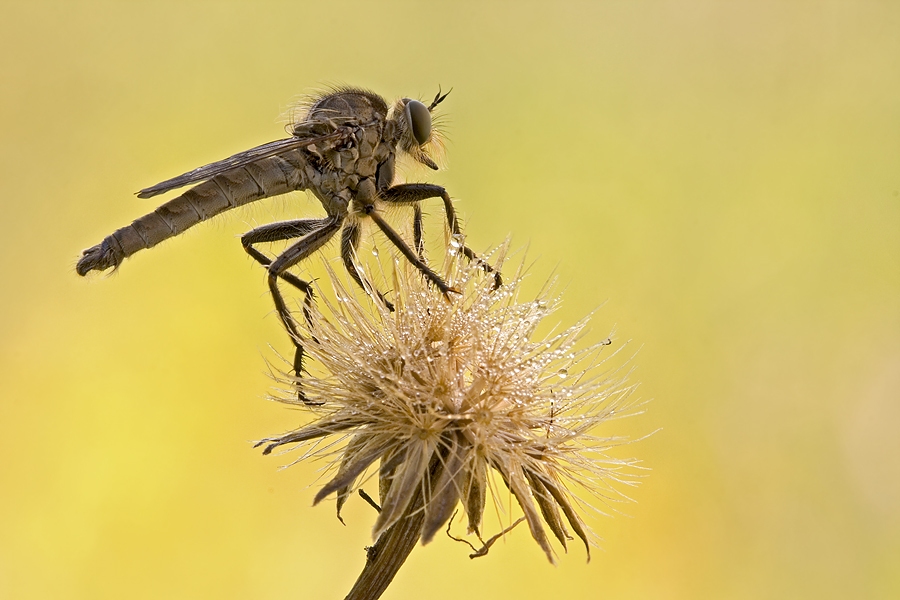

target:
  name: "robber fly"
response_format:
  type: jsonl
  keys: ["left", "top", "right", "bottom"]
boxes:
{"left": 76, "top": 87, "right": 499, "bottom": 399}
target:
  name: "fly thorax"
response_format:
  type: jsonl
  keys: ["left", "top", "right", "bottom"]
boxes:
{"left": 306, "top": 91, "right": 388, "bottom": 125}
{"left": 359, "top": 124, "right": 382, "bottom": 157}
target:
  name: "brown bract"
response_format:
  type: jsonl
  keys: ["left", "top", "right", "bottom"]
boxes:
{"left": 258, "top": 244, "right": 640, "bottom": 566}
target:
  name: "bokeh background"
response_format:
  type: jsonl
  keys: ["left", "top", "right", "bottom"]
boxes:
{"left": 2, "top": 1, "right": 898, "bottom": 598}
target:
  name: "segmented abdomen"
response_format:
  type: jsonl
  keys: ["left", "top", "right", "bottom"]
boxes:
{"left": 76, "top": 151, "right": 307, "bottom": 275}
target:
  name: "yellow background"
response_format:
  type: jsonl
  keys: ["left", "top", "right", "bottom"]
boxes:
{"left": 1, "top": 2, "right": 898, "bottom": 598}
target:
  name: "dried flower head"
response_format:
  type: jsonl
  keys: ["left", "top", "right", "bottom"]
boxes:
{"left": 258, "top": 244, "right": 639, "bottom": 570}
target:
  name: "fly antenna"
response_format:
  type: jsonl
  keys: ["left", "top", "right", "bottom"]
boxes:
{"left": 428, "top": 86, "right": 452, "bottom": 111}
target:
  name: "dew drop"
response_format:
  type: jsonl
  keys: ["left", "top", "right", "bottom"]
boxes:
{"left": 557, "top": 368, "right": 568, "bottom": 379}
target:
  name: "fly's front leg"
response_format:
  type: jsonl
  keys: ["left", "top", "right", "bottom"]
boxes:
{"left": 380, "top": 184, "right": 502, "bottom": 289}
{"left": 341, "top": 221, "right": 395, "bottom": 312}
{"left": 364, "top": 206, "right": 458, "bottom": 300}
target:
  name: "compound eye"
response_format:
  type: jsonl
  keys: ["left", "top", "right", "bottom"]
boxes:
{"left": 404, "top": 99, "right": 432, "bottom": 145}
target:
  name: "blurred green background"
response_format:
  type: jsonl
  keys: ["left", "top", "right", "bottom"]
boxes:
{"left": 1, "top": 1, "right": 898, "bottom": 598}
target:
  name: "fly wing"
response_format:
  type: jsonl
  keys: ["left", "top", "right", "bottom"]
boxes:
{"left": 136, "top": 130, "right": 346, "bottom": 199}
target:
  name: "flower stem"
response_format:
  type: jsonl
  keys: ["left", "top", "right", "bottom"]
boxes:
{"left": 344, "top": 489, "right": 425, "bottom": 600}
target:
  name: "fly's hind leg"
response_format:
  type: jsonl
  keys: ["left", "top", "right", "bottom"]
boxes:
{"left": 241, "top": 217, "right": 341, "bottom": 403}
{"left": 341, "top": 221, "right": 395, "bottom": 312}
{"left": 380, "top": 184, "right": 502, "bottom": 289}
{"left": 242, "top": 218, "right": 331, "bottom": 321}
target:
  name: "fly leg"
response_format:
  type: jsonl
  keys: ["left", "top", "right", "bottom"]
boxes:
{"left": 413, "top": 204, "right": 425, "bottom": 262}
{"left": 242, "top": 217, "right": 342, "bottom": 403}
{"left": 380, "top": 184, "right": 501, "bottom": 289}
{"left": 341, "top": 221, "right": 395, "bottom": 312}
{"left": 241, "top": 217, "right": 332, "bottom": 302}
{"left": 364, "top": 205, "right": 458, "bottom": 299}
{"left": 241, "top": 219, "right": 329, "bottom": 383}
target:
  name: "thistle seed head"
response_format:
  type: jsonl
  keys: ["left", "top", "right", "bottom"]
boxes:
{"left": 259, "top": 245, "right": 641, "bottom": 563}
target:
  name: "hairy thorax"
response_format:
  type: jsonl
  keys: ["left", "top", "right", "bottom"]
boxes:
{"left": 297, "top": 92, "right": 399, "bottom": 217}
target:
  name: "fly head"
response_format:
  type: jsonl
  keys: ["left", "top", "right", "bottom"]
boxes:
{"left": 390, "top": 88, "right": 449, "bottom": 171}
